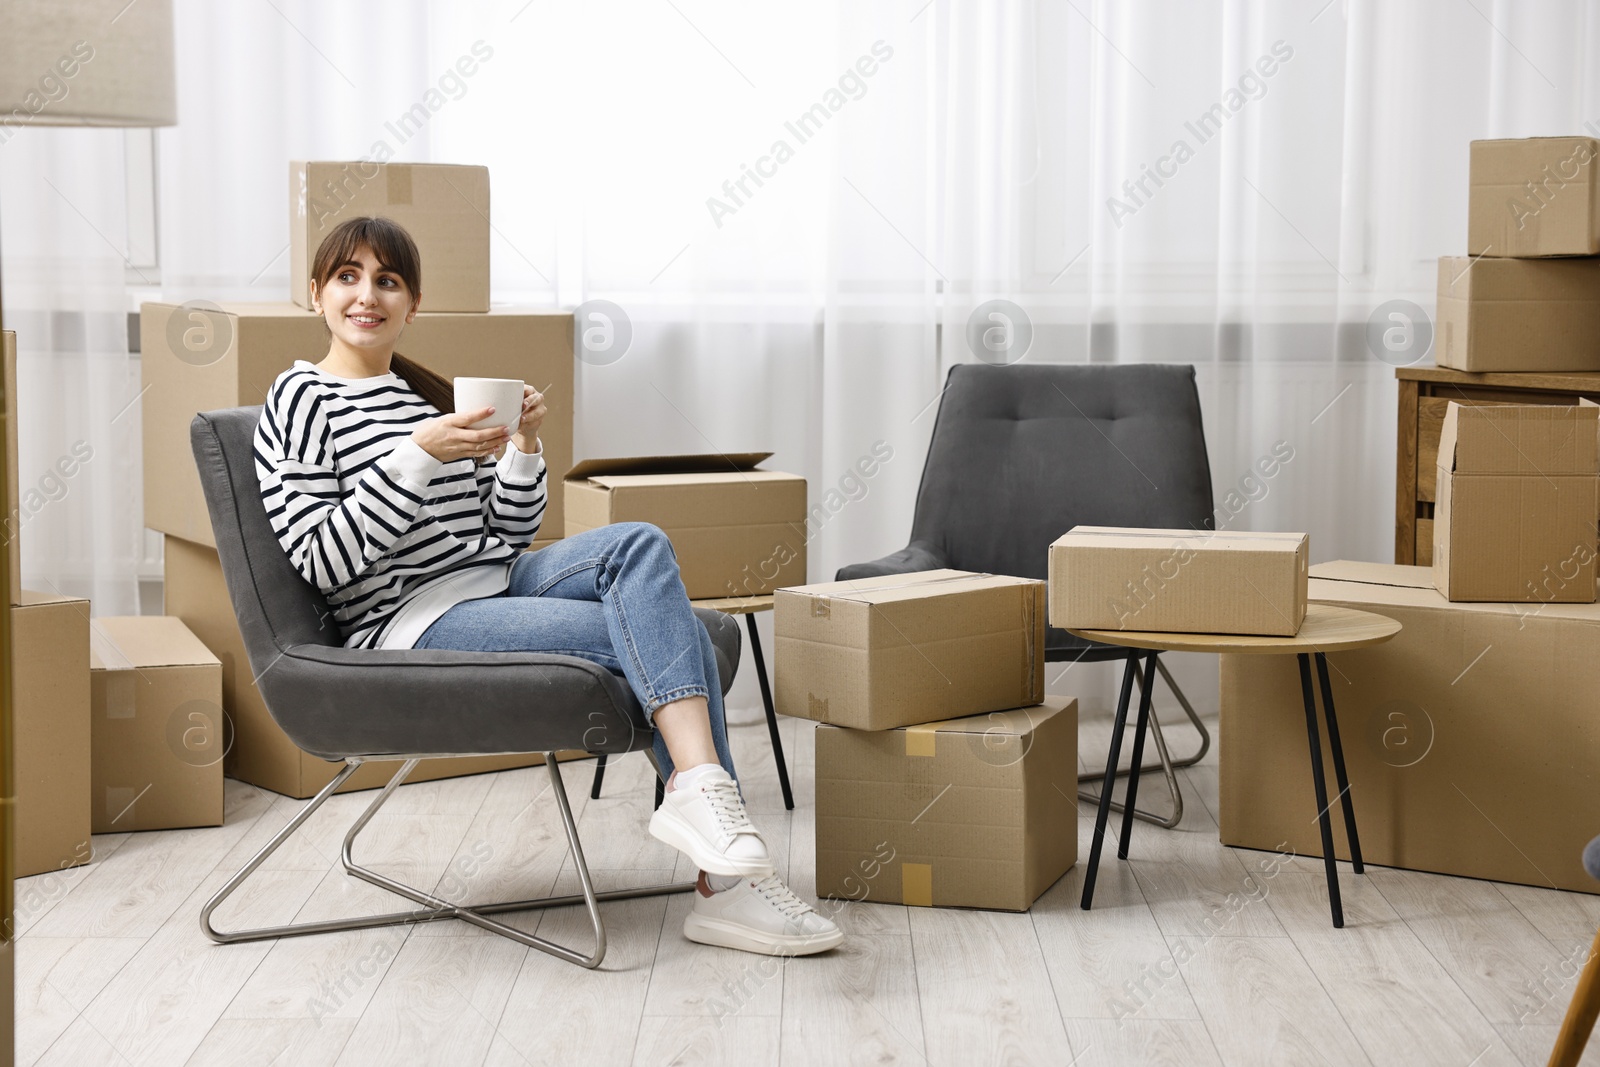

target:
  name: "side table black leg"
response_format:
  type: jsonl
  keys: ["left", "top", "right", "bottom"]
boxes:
{"left": 1298, "top": 652, "right": 1343, "bottom": 928}
{"left": 590, "top": 754, "right": 608, "bottom": 800}
{"left": 1083, "top": 651, "right": 1140, "bottom": 911}
{"left": 1117, "top": 651, "right": 1159, "bottom": 860}
{"left": 746, "top": 613, "right": 795, "bottom": 811}
{"left": 1315, "top": 652, "right": 1363, "bottom": 875}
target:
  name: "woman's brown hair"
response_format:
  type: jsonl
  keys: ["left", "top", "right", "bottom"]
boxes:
{"left": 309, "top": 215, "right": 455, "bottom": 414}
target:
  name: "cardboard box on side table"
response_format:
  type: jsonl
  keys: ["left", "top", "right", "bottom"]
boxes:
{"left": 12, "top": 591, "right": 91, "bottom": 879}
{"left": 774, "top": 569, "right": 1045, "bottom": 732}
{"left": 89, "top": 616, "right": 224, "bottom": 833}
{"left": 563, "top": 453, "right": 807, "bottom": 599}
{"left": 814, "top": 701, "right": 1077, "bottom": 911}
{"left": 1432, "top": 401, "right": 1599, "bottom": 603}
{"left": 1221, "top": 561, "right": 1600, "bottom": 894}
{"left": 1049, "top": 527, "right": 1309, "bottom": 636}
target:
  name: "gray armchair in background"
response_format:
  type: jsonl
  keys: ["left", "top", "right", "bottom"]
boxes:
{"left": 188, "top": 406, "right": 742, "bottom": 968}
{"left": 838, "top": 362, "right": 1217, "bottom": 826}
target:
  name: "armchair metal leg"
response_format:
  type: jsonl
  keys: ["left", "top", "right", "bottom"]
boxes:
{"left": 200, "top": 753, "right": 694, "bottom": 968}
{"left": 1077, "top": 653, "right": 1212, "bottom": 828}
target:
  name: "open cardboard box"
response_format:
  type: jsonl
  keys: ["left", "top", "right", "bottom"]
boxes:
{"left": 1433, "top": 401, "right": 1599, "bottom": 603}
{"left": 563, "top": 453, "right": 806, "bottom": 599}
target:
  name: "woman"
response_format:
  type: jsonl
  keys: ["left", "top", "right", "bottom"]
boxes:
{"left": 254, "top": 216, "right": 841, "bottom": 957}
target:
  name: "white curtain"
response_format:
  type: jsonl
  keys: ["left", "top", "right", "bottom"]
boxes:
{"left": 5, "top": 0, "right": 1595, "bottom": 701}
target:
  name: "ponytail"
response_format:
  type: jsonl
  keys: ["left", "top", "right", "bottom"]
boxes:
{"left": 390, "top": 352, "right": 455, "bottom": 415}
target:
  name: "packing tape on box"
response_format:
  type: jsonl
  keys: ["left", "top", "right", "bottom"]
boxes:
{"left": 904, "top": 724, "right": 939, "bottom": 757}
{"left": 1022, "top": 585, "right": 1041, "bottom": 704}
{"left": 104, "top": 785, "right": 145, "bottom": 827}
{"left": 90, "top": 621, "right": 139, "bottom": 719}
{"left": 834, "top": 572, "right": 995, "bottom": 598}
{"left": 386, "top": 164, "right": 413, "bottom": 205}
{"left": 901, "top": 862, "right": 933, "bottom": 907}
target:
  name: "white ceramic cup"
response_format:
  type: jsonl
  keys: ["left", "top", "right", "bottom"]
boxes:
{"left": 453, "top": 377, "right": 525, "bottom": 432}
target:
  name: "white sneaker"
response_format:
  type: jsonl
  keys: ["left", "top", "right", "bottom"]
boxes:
{"left": 684, "top": 875, "right": 844, "bottom": 956}
{"left": 649, "top": 768, "right": 773, "bottom": 877}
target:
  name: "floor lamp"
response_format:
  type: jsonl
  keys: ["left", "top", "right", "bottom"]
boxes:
{"left": 0, "top": 4, "right": 176, "bottom": 1063}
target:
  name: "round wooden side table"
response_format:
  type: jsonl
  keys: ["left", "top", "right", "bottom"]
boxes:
{"left": 1070, "top": 604, "right": 1402, "bottom": 928}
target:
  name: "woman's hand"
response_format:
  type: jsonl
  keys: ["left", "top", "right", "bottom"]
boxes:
{"left": 512, "top": 385, "right": 547, "bottom": 455}
{"left": 411, "top": 408, "right": 513, "bottom": 463}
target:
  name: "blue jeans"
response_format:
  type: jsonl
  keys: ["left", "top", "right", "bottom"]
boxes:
{"left": 414, "top": 522, "right": 735, "bottom": 784}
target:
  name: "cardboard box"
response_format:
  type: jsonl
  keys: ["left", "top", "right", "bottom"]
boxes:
{"left": 564, "top": 454, "right": 807, "bottom": 599}
{"left": 89, "top": 616, "right": 224, "bottom": 833}
{"left": 162, "top": 535, "right": 573, "bottom": 799}
{"left": 1221, "top": 561, "right": 1600, "bottom": 894}
{"left": 1048, "top": 527, "right": 1309, "bottom": 637}
{"left": 291, "top": 161, "right": 490, "bottom": 312}
{"left": 1436, "top": 255, "right": 1600, "bottom": 372}
{"left": 814, "top": 701, "right": 1077, "bottom": 911}
{"left": 4, "top": 330, "right": 17, "bottom": 605}
{"left": 775, "top": 569, "right": 1045, "bottom": 732}
{"left": 140, "top": 302, "right": 573, "bottom": 549}
{"left": 1432, "top": 402, "right": 1599, "bottom": 602}
{"left": 1469, "top": 137, "right": 1600, "bottom": 257}
{"left": 12, "top": 591, "right": 91, "bottom": 879}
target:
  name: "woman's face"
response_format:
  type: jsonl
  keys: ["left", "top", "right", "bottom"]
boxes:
{"left": 312, "top": 245, "right": 418, "bottom": 352}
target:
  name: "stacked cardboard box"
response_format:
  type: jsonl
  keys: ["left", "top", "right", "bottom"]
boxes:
{"left": 776, "top": 569, "right": 1077, "bottom": 911}
{"left": 1428, "top": 136, "right": 1600, "bottom": 599}
{"left": 1440, "top": 137, "right": 1600, "bottom": 371}
{"left": 144, "top": 163, "right": 580, "bottom": 798}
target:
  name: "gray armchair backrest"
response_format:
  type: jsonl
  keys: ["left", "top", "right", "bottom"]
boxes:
{"left": 909, "top": 364, "right": 1215, "bottom": 579}
{"left": 189, "top": 406, "right": 344, "bottom": 676}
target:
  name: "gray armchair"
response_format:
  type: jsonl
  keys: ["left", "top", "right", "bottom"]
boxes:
{"left": 189, "top": 406, "right": 741, "bottom": 968}
{"left": 839, "top": 362, "right": 1216, "bottom": 826}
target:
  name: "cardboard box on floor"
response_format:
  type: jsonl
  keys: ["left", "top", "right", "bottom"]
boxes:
{"left": 563, "top": 454, "right": 806, "bottom": 599}
{"left": 1220, "top": 561, "right": 1600, "bottom": 894}
{"left": 12, "top": 590, "right": 91, "bottom": 879}
{"left": 4, "top": 330, "right": 17, "bottom": 605}
{"left": 89, "top": 616, "right": 224, "bottom": 834}
{"left": 1436, "top": 255, "right": 1600, "bottom": 372}
{"left": 1049, "top": 527, "right": 1309, "bottom": 637}
{"left": 163, "top": 535, "right": 578, "bottom": 799}
{"left": 814, "top": 701, "right": 1077, "bottom": 911}
{"left": 1469, "top": 137, "right": 1600, "bottom": 258}
{"left": 1433, "top": 401, "right": 1599, "bottom": 602}
{"left": 140, "top": 302, "right": 573, "bottom": 550}
{"left": 291, "top": 161, "right": 490, "bottom": 312}
{"left": 775, "top": 570, "right": 1045, "bottom": 732}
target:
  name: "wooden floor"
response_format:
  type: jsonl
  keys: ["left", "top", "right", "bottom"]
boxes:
{"left": 16, "top": 705, "right": 1600, "bottom": 1067}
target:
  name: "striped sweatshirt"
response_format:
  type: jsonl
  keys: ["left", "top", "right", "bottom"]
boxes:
{"left": 254, "top": 360, "right": 547, "bottom": 650}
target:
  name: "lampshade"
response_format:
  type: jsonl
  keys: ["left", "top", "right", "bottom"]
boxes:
{"left": 0, "top": 0, "right": 177, "bottom": 127}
